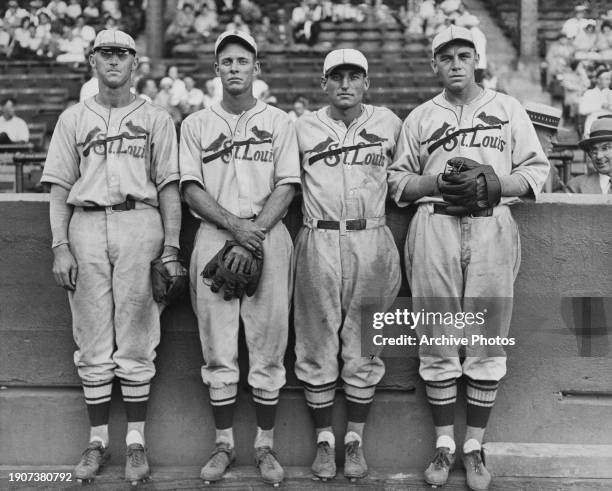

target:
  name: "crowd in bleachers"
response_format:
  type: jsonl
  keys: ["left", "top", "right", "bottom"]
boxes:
{"left": 0, "top": 0, "right": 144, "bottom": 62}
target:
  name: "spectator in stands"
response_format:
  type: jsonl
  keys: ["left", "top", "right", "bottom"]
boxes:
{"left": 573, "top": 20, "right": 598, "bottom": 57}
{"left": 596, "top": 21, "right": 612, "bottom": 56}
{"left": 79, "top": 68, "right": 98, "bottom": 101}
{"left": 193, "top": 3, "right": 218, "bottom": 40}
{"left": 238, "top": 0, "right": 261, "bottom": 24}
{"left": 4, "top": 0, "right": 29, "bottom": 29}
{"left": 569, "top": 116, "right": 612, "bottom": 193}
{"left": 545, "top": 33, "right": 575, "bottom": 88}
{"left": 180, "top": 76, "right": 205, "bottom": 115}
{"left": 103, "top": 13, "right": 119, "bottom": 30}
{"left": 66, "top": 0, "right": 82, "bottom": 20}
{"left": 83, "top": 0, "right": 100, "bottom": 23}
{"left": 579, "top": 68, "right": 612, "bottom": 136}
{"left": 292, "top": 0, "right": 322, "bottom": 45}
{"left": 332, "top": 0, "right": 362, "bottom": 23}
{"left": 287, "top": 95, "right": 311, "bottom": 122}
{"left": 373, "top": 0, "right": 394, "bottom": 26}
{"left": 561, "top": 5, "right": 589, "bottom": 39}
{"left": 167, "top": 64, "right": 188, "bottom": 107}
{"left": 252, "top": 73, "right": 276, "bottom": 104}
{"left": 132, "top": 55, "right": 152, "bottom": 89}
{"left": 562, "top": 59, "right": 590, "bottom": 122}
{"left": 204, "top": 77, "right": 221, "bottom": 106}
{"left": 0, "top": 98, "right": 30, "bottom": 144}
{"left": 102, "top": 0, "right": 122, "bottom": 20}
{"left": 47, "top": 0, "right": 68, "bottom": 19}
{"left": 226, "top": 12, "right": 250, "bottom": 35}
{"left": 418, "top": 0, "right": 436, "bottom": 29}
{"left": 320, "top": 0, "right": 333, "bottom": 21}
{"left": 166, "top": 2, "right": 196, "bottom": 44}
{"left": 0, "top": 20, "right": 13, "bottom": 58}
{"left": 253, "top": 15, "right": 275, "bottom": 52}
{"left": 35, "top": 10, "right": 52, "bottom": 43}
{"left": 216, "top": 0, "right": 235, "bottom": 14}
{"left": 274, "top": 8, "right": 293, "bottom": 48}
{"left": 425, "top": 6, "right": 447, "bottom": 38}
{"left": 358, "top": 0, "right": 375, "bottom": 24}
{"left": 155, "top": 76, "right": 182, "bottom": 124}
{"left": 136, "top": 76, "right": 158, "bottom": 103}
{"left": 438, "top": 0, "right": 461, "bottom": 17}
{"left": 56, "top": 24, "right": 87, "bottom": 63}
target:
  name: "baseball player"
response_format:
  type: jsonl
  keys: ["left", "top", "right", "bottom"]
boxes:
{"left": 179, "top": 31, "right": 300, "bottom": 486}
{"left": 293, "top": 48, "right": 402, "bottom": 481}
{"left": 41, "top": 30, "right": 182, "bottom": 485}
{"left": 387, "top": 26, "right": 549, "bottom": 491}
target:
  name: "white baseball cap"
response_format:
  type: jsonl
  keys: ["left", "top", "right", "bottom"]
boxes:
{"left": 431, "top": 25, "right": 475, "bottom": 56}
{"left": 214, "top": 30, "right": 258, "bottom": 57}
{"left": 524, "top": 101, "right": 561, "bottom": 131}
{"left": 323, "top": 49, "right": 368, "bottom": 76}
{"left": 93, "top": 29, "right": 136, "bottom": 53}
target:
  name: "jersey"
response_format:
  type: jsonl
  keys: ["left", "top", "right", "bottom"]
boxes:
{"left": 387, "top": 88, "right": 549, "bottom": 207}
{"left": 296, "top": 104, "right": 402, "bottom": 220}
{"left": 180, "top": 99, "right": 301, "bottom": 218}
{"left": 42, "top": 96, "right": 179, "bottom": 206}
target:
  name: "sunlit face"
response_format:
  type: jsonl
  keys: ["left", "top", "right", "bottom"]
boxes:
{"left": 535, "top": 126, "right": 557, "bottom": 156}
{"left": 596, "top": 72, "right": 611, "bottom": 90}
{"left": 184, "top": 76, "right": 195, "bottom": 91}
{"left": 432, "top": 43, "right": 479, "bottom": 93}
{"left": 321, "top": 66, "right": 369, "bottom": 110}
{"left": 586, "top": 140, "right": 612, "bottom": 176}
{"left": 215, "top": 42, "right": 259, "bottom": 96}
{"left": 2, "top": 100, "right": 15, "bottom": 119}
{"left": 90, "top": 47, "right": 137, "bottom": 90}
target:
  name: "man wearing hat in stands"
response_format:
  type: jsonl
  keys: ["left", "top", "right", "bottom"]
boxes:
{"left": 569, "top": 116, "right": 612, "bottom": 193}
{"left": 562, "top": 4, "right": 589, "bottom": 39}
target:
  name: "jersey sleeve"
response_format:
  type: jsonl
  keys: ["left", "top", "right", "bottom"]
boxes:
{"left": 387, "top": 111, "right": 423, "bottom": 207}
{"left": 179, "top": 114, "right": 205, "bottom": 191}
{"left": 271, "top": 112, "right": 301, "bottom": 188}
{"left": 150, "top": 110, "right": 180, "bottom": 190}
{"left": 508, "top": 100, "right": 550, "bottom": 200}
{"left": 41, "top": 110, "right": 80, "bottom": 189}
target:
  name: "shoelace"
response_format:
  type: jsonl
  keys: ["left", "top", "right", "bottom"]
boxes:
{"left": 208, "top": 446, "right": 231, "bottom": 466}
{"left": 257, "top": 447, "right": 279, "bottom": 470}
{"left": 127, "top": 445, "right": 145, "bottom": 467}
{"left": 345, "top": 441, "right": 361, "bottom": 465}
{"left": 466, "top": 451, "right": 483, "bottom": 474}
{"left": 432, "top": 449, "right": 451, "bottom": 469}
{"left": 81, "top": 446, "right": 102, "bottom": 466}
{"left": 317, "top": 442, "right": 333, "bottom": 463}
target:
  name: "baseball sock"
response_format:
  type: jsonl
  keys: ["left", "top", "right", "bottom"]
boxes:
{"left": 425, "top": 378, "right": 457, "bottom": 427}
{"left": 344, "top": 383, "right": 375, "bottom": 425}
{"left": 89, "top": 425, "right": 109, "bottom": 448}
{"left": 317, "top": 429, "right": 335, "bottom": 447}
{"left": 210, "top": 384, "right": 238, "bottom": 433}
{"left": 465, "top": 377, "right": 499, "bottom": 429}
{"left": 252, "top": 388, "right": 279, "bottom": 431}
{"left": 120, "top": 379, "right": 150, "bottom": 423}
{"left": 126, "top": 425, "right": 145, "bottom": 447}
{"left": 304, "top": 381, "right": 336, "bottom": 429}
{"left": 216, "top": 428, "right": 234, "bottom": 448}
{"left": 82, "top": 379, "right": 113, "bottom": 432}
{"left": 254, "top": 427, "right": 274, "bottom": 449}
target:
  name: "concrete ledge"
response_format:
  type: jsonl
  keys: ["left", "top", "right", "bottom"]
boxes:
{"left": 483, "top": 443, "right": 612, "bottom": 478}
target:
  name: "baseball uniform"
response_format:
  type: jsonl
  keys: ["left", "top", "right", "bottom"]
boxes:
{"left": 293, "top": 104, "right": 402, "bottom": 417}
{"left": 41, "top": 96, "right": 179, "bottom": 423}
{"left": 180, "top": 99, "right": 300, "bottom": 411}
{"left": 388, "top": 88, "right": 549, "bottom": 384}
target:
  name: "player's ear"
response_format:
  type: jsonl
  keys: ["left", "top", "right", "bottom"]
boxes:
{"left": 253, "top": 59, "right": 261, "bottom": 77}
{"left": 89, "top": 52, "right": 96, "bottom": 70}
{"left": 320, "top": 76, "right": 327, "bottom": 90}
{"left": 363, "top": 75, "right": 370, "bottom": 91}
{"left": 214, "top": 61, "right": 220, "bottom": 77}
{"left": 131, "top": 55, "right": 138, "bottom": 71}
{"left": 431, "top": 57, "right": 439, "bottom": 75}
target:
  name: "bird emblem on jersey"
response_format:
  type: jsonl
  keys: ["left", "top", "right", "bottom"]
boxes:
{"left": 477, "top": 112, "right": 508, "bottom": 126}
{"left": 78, "top": 126, "right": 103, "bottom": 148}
{"left": 251, "top": 126, "right": 273, "bottom": 140}
{"left": 305, "top": 136, "right": 334, "bottom": 154}
{"left": 359, "top": 128, "right": 387, "bottom": 144}
{"left": 126, "top": 120, "right": 149, "bottom": 135}
{"left": 422, "top": 121, "right": 451, "bottom": 145}
{"left": 204, "top": 133, "right": 228, "bottom": 152}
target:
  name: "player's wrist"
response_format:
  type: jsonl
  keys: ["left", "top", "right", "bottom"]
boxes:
{"left": 162, "top": 244, "right": 180, "bottom": 257}
{"left": 52, "top": 239, "right": 70, "bottom": 250}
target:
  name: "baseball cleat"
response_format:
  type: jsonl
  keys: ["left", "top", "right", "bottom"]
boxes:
{"left": 424, "top": 446, "right": 455, "bottom": 486}
{"left": 255, "top": 446, "right": 284, "bottom": 486}
{"left": 125, "top": 443, "right": 150, "bottom": 485}
{"left": 343, "top": 440, "right": 368, "bottom": 481}
{"left": 311, "top": 441, "right": 336, "bottom": 480}
{"left": 74, "top": 441, "right": 110, "bottom": 483}
{"left": 200, "top": 442, "right": 235, "bottom": 483}
{"left": 462, "top": 449, "right": 491, "bottom": 491}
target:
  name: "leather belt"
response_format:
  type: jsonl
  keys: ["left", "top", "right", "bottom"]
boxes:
{"left": 433, "top": 203, "right": 493, "bottom": 218}
{"left": 303, "top": 216, "right": 386, "bottom": 232}
{"left": 81, "top": 199, "right": 145, "bottom": 212}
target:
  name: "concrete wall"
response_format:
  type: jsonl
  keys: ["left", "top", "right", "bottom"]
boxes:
{"left": 1, "top": 194, "right": 611, "bottom": 469}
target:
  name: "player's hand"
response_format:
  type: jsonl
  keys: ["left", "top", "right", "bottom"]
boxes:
{"left": 228, "top": 218, "right": 265, "bottom": 258}
{"left": 224, "top": 245, "right": 254, "bottom": 274}
{"left": 52, "top": 244, "right": 78, "bottom": 291}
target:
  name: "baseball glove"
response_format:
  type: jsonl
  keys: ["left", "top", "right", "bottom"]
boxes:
{"left": 201, "top": 240, "right": 263, "bottom": 301}
{"left": 438, "top": 157, "right": 502, "bottom": 215}
{"left": 151, "top": 255, "right": 188, "bottom": 305}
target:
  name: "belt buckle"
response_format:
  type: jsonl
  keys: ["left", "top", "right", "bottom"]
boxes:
{"left": 353, "top": 218, "right": 366, "bottom": 230}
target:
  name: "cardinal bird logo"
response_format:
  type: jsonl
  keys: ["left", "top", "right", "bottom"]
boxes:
{"left": 359, "top": 128, "right": 387, "bottom": 143}
{"left": 422, "top": 121, "right": 451, "bottom": 145}
{"left": 78, "top": 126, "right": 103, "bottom": 148}
{"left": 204, "top": 133, "right": 228, "bottom": 152}
{"left": 251, "top": 126, "right": 273, "bottom": 140}
{"left": 305, "top": 136, "right": 334, "bottom": 154}
{"left": 125, "top": 120, "right": 149, "bottom": 135}
{"left": 477, "top": 112, "right": 508, "bottom": 126}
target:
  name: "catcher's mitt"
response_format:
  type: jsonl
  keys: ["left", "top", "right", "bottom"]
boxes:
{"left": 438, "top": 157, "right": 501, "bottom": 215}
{"left": 201, "top": 240, "right": 263, "bottom": 301}
{"left": 151, "top": 255, "right": 188, "bottom": 305}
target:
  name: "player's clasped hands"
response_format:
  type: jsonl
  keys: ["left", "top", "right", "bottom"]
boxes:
{"left": 229, "top": 217, "right": 266, "bottom": 259}
{"left": 52, "top": 244, "right": 78, "bottom": 291}
{"left": 224, "top": 244, "right": 254, "bottom": 275}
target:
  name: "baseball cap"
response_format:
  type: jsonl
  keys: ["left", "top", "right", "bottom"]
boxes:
{"left": 93, "top": 29, "right": 136, "bottom": 53}
{"left": 524, "top": 101, "right": 561, "bottom": 131}
{"left": 214, "top": 30, "right": 258, "bottom": 57}
{"left": 431, "top": 25, "right": 475, "bottom": 56}
{"left": 323, "top": 49, "right": 368, "bottom": 76}
{"left": 579, "top": 116, "right": 612, "bottom": 150}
